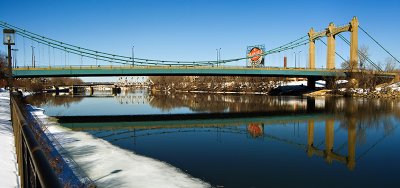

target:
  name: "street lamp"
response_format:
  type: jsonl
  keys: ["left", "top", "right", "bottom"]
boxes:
{"left": 12, "top": 49, "right": 18, "bottom": 68}
{"left": 3, "top": 29, "right": 15, "bottom": 92}
{"left": 132, "top": 45, "right": 135, "bottom": 66}
{"left": 219, "top": 48, "right": 221, "bottom": 67}
{"left": 216, "top": 48, "right": 221, "bottom": 67}
{"left": 31, "top": 46, "right": 35, "bottom": 67}
{"left": 293, "top": 51, "right": 302, "bottom": 69}
{"left": 216, "top": 49, "right": 219, "bottom": 66}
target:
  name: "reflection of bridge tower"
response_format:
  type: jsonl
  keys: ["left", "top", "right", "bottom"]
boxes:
{"left": 307, "top": 119, "right": 357, "bottom": 170}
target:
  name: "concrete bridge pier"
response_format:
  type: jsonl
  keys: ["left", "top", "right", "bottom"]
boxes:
{"left": 307, "top": 77, "right": 317, "bottom": 90}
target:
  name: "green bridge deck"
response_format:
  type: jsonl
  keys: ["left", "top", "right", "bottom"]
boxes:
{"left": 12, "top": 66, "right": 350, "bottom": 78}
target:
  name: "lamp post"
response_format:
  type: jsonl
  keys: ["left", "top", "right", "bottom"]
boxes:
{"left": 298, "top": 51, "right": 302, "bottom": 69}
{"left": 31, "top": 46, "right": 35, "bottom": 67}
{"left": 293, "top": 51, "right": 302, "bottom": 69}
{"left": 3, "top": 29, "right": 15, "bottom": 93}
{"left": 216, "top": 48, "right": 221, "bottom": 67}
{"left": 132, "top": 45, "right": 135, "bottom": 66}
{"left": 216, "top": 49, "right": 219, "bottom": 66}
{"left": 218, "top": 48, "right": 221, "bottom": 67}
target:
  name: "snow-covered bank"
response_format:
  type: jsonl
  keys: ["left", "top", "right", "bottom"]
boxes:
{"left": 0, "top": 91, "right": 19, "bottom": 188}
{"left": 30, "top": 110, "right": 210, "bottom": 188}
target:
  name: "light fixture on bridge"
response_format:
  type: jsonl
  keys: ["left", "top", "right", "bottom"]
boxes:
{"left": 3, "top": 29, "right": 15, "bottom": 45}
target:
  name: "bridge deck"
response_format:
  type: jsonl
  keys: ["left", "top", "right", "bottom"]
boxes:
{"left": 12, "top": 66, "right": 350, "bottom": 78}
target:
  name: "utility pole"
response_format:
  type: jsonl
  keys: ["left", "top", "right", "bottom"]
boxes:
{"left": 216, "top": 49, "right": 219, "bottom": 67}
{"left": 216, "top": 48, "right": 221, "bottom": 67}
{"left": 12, "top": 48, "right": 18, "bottom": 68}
{"left": 219, "top": 48, "right": 221, "bottom": 67}
{"left": 132, "top": 44, "right": 135, "bottom": 66}
{"left": 31, "top": 45, "right": 35, "bottom": 68}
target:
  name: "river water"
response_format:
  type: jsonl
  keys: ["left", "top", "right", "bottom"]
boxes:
{"left": 26, "top": 89, "right": 400, "bottom": 188}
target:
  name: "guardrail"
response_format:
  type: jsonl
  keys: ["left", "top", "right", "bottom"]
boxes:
{"left": 11, "top": 94, "right": 62, "bottom": 188}
{"left": 13, "top": 64, "right": 346, "bottom": 71}
{"left": 12, "top": 65, "right": 398, "bottom": 75}
{"left": 11, "top": 93, "right": 95, "bottom": 188}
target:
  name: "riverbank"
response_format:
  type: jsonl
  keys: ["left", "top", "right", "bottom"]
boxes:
{"left": 0, "top": 91, "right": 20, "bottom": 188}
{"left": 151, "top": 80, "right": 327, "bottom": 96}
{"left": 304, "top": 82, "right": 400, "bottom": 99}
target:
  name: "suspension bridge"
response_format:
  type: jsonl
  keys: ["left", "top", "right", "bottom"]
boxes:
{"left": 1, "top": 17, "right": 398, "bottom": 89}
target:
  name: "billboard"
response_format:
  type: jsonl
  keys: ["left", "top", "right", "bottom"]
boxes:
{"left": 246, "top": 45, "right": 265, "bottom": 67}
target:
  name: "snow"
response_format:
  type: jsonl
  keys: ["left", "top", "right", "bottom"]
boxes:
{"left": 280, "top": 80, "right": 326, "bottom": 88}
{"left": 387, "top": 82, "right": 400, "bottom": 91}
{"left": 31, "top": 110, "right": 210, "bottom": 188}
{"left": 0, "top": 91, "right": 20, "bottom": 188}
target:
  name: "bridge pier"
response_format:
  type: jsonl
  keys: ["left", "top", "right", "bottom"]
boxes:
{"left": 307, "top": 77, "right": 317, "bottom": 90}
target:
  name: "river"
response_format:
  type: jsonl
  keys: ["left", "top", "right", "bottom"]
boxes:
{"left": 26, "top": 89, "right": 400, "bottom": 188}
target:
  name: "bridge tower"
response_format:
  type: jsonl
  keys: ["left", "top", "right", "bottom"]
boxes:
{"left": 349, "top": 17, "right": 359, "bottom": 68}
{"left": 308, "top": 17, "right": 359, "bottom": 70}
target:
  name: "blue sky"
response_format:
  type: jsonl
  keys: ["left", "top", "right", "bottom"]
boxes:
{"left": 1, "top": 0, "right": 399, "bottom": 81}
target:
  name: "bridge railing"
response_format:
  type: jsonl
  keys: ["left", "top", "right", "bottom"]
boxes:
{"left": 14, "top": 64, "right": 349, "bottom": 72}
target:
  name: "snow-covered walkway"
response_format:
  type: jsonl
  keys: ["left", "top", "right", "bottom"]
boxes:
{"left": 0, "top": 91, "right": 19, "bottom": 188}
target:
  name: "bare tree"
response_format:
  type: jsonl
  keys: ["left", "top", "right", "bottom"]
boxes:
{"left": 384, "top": 57, "right": 397, "bottom": 72}
{"left": 359, "top": 45, "right": 369, "bottom": 70}
{"left": 341, "top": 59, "right": 358, "bottom": 71}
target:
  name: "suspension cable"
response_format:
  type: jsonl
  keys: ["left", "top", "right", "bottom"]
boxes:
{"left": 316, "top": 39, "right": 347, "bottom": 62}
{"left": 337, "top": 34, "right": 382, "bottom": 71}
{"left": 359, "top": 25, "right": 400, "bottom": 64}
{"left": 0, "top": 20, "right": 307, "bottom": 66}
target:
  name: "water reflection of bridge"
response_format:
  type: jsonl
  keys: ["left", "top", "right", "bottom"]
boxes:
{"left": 59, "top": 114, "right": 366, "bottom": 170}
